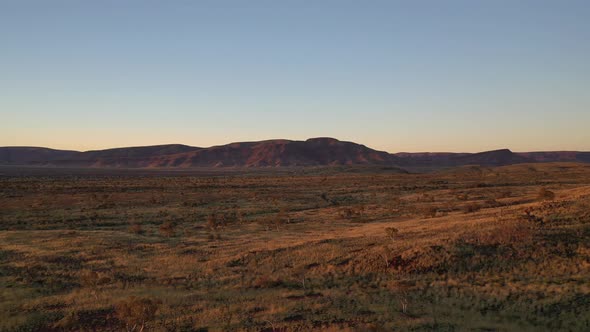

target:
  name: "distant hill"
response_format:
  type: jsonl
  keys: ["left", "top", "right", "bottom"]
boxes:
{"left": 0, "top": 138, "right": 398, "bottom": 168}
{"left": 149, "top": 138, "right": 400, "bottom": 167}
{"left": 393, "top": 149, "right": 531, "bottom": 167}
{"left": 517, "top": 151, "right": 590, "bottom": 163}
{"left": 1, "top": 139, "right": 588, "bottom": 169}
{"left": 395, "top": 149, "right": 590, "bottom": 168}
{"left": 0, "top": 147, "right": 79, "bottom": 164}
{"left": 71, "top": 144, "right": 201, "bottom": 168}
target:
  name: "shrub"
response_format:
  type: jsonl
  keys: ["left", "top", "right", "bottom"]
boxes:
{"left": 129, "top": 223, "right": 143, "bottom": 235}
{"left": 424, "top": 206, "right": 438, "bottom": 218}
{"left": 484, "top": 198, "right": 501, "bottom": 208}
{"left": 456, "top": 193, "right": 469, "bottom": 201}
{"left": 80, "top": 270, "right": 111, "bottom": 299}
{"left": 463, "top": 203, "right": 481, "bottom": 214}
{"left": 275, "top": 208, "right": 289, "bottom": 230}
{"left": 537, "top": 188, "right": 555, "bottom": 201}
{"left": 385, "top": 227, "right": 399, "bottom": 241}
{"left": 115, "top": 296, "right": 161, "bottom": 332}
{"left": 207, "top": 213, "right": 219, "bottom": 230}
{"left": 339, "top": 205, "right": 366, "bottom": 221}
{"left": 418, "top": 193, "right": 434, "bottom": 202}
{"left": 251, "top": 276, "right": 283, "bottom": 289}
{"left": 158, "top": 221, "right": 175, "bottom": 237}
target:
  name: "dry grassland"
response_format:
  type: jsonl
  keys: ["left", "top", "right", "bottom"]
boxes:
{"left": 1, "top": 163, "right": 590, "bottom": 331}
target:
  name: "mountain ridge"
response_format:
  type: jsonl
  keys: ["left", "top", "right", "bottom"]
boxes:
{"left": 1, "top": 138, "right": 589, "bottom": 169}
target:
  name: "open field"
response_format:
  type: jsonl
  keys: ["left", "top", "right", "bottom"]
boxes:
{"left": 1, "top": 163, "right": 590, "bottom": 331}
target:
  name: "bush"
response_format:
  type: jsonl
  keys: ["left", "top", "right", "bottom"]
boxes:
{"left": 80, "top": 270, "right": 111, "bottom": 288}
{"left": 207, "top": 213, "right": 220, "bottom": 230}
{"left": 159, "top": 221, "right": 175, "bottom": 237}
{"left": 537, "top": 188, "right": 555, "bottom": 201}
{"left": 129, "top": 223, "right": 143, "bottom": 235}
{"left": 385, "top": 227, "right": 399, "bottom": 241}
{"left": 80, "top": 270, "right": 111, "bottom": 299}
{"left": 463, "top": 203, "right": 481, "bottom": 214}
{"left": 115, "top": 296, "right": 161, "bottom": 332}
{"left": 424, "top": 206, "right": 438, "bottom": 218}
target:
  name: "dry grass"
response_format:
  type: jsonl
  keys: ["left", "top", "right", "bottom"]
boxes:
{"left": 1, "top": 163, "right": 590, "bottom": 331}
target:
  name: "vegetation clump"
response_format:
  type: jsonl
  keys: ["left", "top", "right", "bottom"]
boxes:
{"left": 537, "top": 187, "right": 556, "bottom": 201}
{"left": 115, "top": 296, "right": 161, "bottom": 332}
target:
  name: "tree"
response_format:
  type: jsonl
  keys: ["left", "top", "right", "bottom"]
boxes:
{"left": 115, "top": 296, "right": 161, "bottom": 332}
{"left": 387, "top": 280, "right": 414, "bottom": 315}
{"left": 80, "top": 270, "right": 111, "bottom": 299}
{"left": 385, "top": 227, "right": 399, "bottom": 241}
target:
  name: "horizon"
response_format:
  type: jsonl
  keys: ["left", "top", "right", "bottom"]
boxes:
{"left": 2, "top": 1, "right": 590, "bottom": 152}
{"left": 2, "top": 136, "right": 589, "bottom": 155}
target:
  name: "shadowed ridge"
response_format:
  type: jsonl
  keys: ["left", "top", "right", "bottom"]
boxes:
{"left": 0, "top": 147, "right": 81, "bottom": 164}
{"left": 1, "top": 141, "right": 589, "bottom": 168}
{"left": 149, "top": 138, "right": 400, "bottom": 167}
{"left": 396, "top": 149, "right": 537, "bottom": 167}
{"left": 453, "top": 148, "right": 532, "bottom": 166}
{"left": 73, "top": 144, "right": 202, "bottom": 168}
{"left": 78, "top": 144, "right": 200, "bottom": 158}
{"left": 517, "top": 151, "right": 590, "bottom": 163}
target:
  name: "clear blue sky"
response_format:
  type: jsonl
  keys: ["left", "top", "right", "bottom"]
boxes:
{"left": 1, "top": 0, "right": 589, "bottom": 152}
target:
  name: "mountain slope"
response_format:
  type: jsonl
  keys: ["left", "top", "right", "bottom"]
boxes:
{"left": 0, "top": 138, "right": 399, "bottom": 168}
{"left": 453, "top": 149, "right": 532, "bottom": 166}
{"left": 0, "top": 147, "right": 79, "bottom": 164}
{"left": 147, "top": 138, "right": 400, "bottom": 167}
{"left": 0, "top": 139, "right": 588, "bottom": 169}
{"left": 517, "top": 151, "right": 590, "bottom": 163}
{"left": 72, "top": 144, "right": 201, "bottom": 168}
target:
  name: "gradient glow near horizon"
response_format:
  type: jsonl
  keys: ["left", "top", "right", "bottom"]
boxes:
{"left": 1, "top": 1, "right": 589, "bottom": 153}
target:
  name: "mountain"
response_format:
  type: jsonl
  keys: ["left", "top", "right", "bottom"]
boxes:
{"left": 0, "top": 147, "right": 79, "bottom": 164}
{"left": 70, "top": 144, "right": 201, "bottom": 168}
{"left": 516, "top": 151, "right": 590, "bottom": 163}
{"left": 452, "top": 149, "right": 532, "bottom": 166}
{"left": 0, "top": 139, "right": 588, "bottom": 169}
{"left": 394, "top": 149, "right": 532, "bottom": 167}
{"left": 0, "top": 138, "right": 399, "bottom": 168}
{"left": 150, "top": 138, "right": 400, "bottom": 167}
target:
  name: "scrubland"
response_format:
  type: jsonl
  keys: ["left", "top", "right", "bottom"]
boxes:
{"left": 1, "top": 163, "right": 589, "bottom": 331}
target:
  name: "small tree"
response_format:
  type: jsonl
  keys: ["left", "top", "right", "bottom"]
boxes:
{"left": 385, "top": 227, "right": 399, "bottom": 241}
{"left": 115, "top": 296, "right": 161, "bottom": 332}
{"left": 275, "top": 208, "right": 289, "bottom": 230}
{"left": 207, "top": 213, "right": 217, "bottom": 230}
{"left": 387, "top": 280, "right": 414, "bottom": 315}
{"left": 206, "top": 213, "right": 224, "bottom": 239}
{"left": 380, "top": 246, "right": 391, "bottom": 269}
{"left": 80, "top": 270, "right": 111, "bottom": 299}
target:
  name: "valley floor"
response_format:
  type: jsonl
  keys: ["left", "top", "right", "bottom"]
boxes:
{"left": 1, "top": 163, "right": 590, "bottom": 331}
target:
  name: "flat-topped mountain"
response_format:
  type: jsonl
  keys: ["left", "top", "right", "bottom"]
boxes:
{"left": 146, "top": 138, "right": 400, "bottom": 168}
{"left": 1, "top": 138, "right": 588, "bottom": 169}
{"left": 0, "top": 138, "right": 398, "bottom": 168}
{"left": 396, "top": 149, "right": 531, "bottom": 167}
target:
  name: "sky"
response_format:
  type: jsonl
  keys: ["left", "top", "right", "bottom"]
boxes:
{"left": 1, "top": 0, "right": 589, "bottom": 153}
